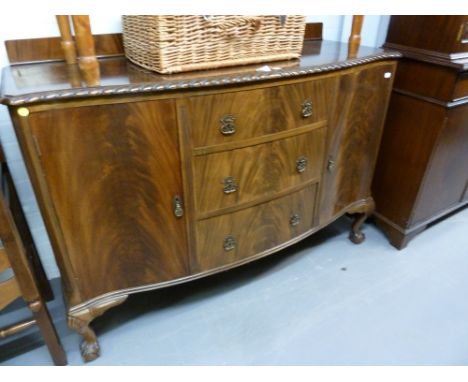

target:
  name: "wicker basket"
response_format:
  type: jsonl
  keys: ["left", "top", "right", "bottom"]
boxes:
{"left": 122, "top": 15, "right": 306, "bottom": 74}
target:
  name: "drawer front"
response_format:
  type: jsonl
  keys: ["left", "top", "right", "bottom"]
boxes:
{"left": 193, "top": 127, "right": 325, "bottom": 216}
{"left": 181, "top": 77, "right": 336, "bottom": 148}
{"left": 194, "top": 184, "right": 317, "bottom": 272}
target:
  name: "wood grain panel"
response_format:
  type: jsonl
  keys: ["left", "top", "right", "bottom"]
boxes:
{"left": 181, "top": 77, "right": 336, "bottom": 148}
{"left": 320, "top": 62, "right": 396, "bottom": 223}
{"left": 5, "top": 33, "right": 124, "bottom": 64}
{"left": 411, "top": 103, "right": 468, "bottom": 224}
{"left": 453, "top": 73, "right": 468, "bottom": 100}
{"left": 372, "top": 94, "right": 447, "bottom": 228}
{"left": 0, "top": 247, "right": 10, "bottom": 273}
{"left": 27, "top": 100, "right": 189, "bottom": 301}
{"left": 304, "top": 22, "right": 323, "bottom": 40}
{"left": 194, "top": 184, "right": 317, "bottom": 272}
{"left": 393, "top": 59, "right": 458, "bottom": 102}
{"left": 193, "top": 128, "right": 325, "bottom": 216}
{"left": 0, "top": 277, "right": 21, "bottom": 310}
{"left": 385, "top": 16, "right": 468, "bottom": 56}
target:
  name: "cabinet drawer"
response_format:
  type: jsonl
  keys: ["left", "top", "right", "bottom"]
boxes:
{"left": 194, "top": 184, "right": 317, "bottom": 272}
{"left": 181, "top": 77, "right": 336, "bottom": 148}
{"left": 193, "top": 127, "right": 325, "bottom": 216}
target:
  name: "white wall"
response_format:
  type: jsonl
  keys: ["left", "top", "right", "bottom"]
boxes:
{"left": 0, "top": 15, "right": 391, "bottom": 279}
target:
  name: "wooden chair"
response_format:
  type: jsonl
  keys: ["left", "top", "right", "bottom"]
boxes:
{"left": 0, "top": 148, "right": 67, "bottom": 365}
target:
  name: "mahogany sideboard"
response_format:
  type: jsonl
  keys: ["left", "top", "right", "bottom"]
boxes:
{"left": 372, "top": 16, "right": 468, "bottom": 249}
{"left": 0, "top": 39, "right": 398, "bottom": 361}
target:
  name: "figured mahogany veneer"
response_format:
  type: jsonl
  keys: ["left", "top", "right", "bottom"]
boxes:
{"left": 193, "top": 128, "right": 325, "bottom": 216}
{"left": 26, "top": 101, "right": 190, "bottom": 301}
{"left": 1, "top": 39, "right": 397, "bottom": 361}
{"left": 181, "top": 77, "right": 334, "bottom": 148}
{"left": 195, "top": 184, "right": 318, "bottom": 272}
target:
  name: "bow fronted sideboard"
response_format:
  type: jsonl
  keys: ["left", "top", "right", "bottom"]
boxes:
{"left": 1, "top": 37, "right": 399, "bottom": 361}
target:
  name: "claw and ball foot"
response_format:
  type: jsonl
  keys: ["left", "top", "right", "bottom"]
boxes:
{"left": 69, "top": 315, "right": 100, "bottom": 362}
{"left": 348, "top": 199, "right": 375, "bottom": 245}
{"left": 349, "top": 224, "right": 366, "bottom": 244}
{"left": 80, "top": 336, "right": 100, "bottom": 362}
{"left": 68, "top": 295, "right": 128, "bottom": 362}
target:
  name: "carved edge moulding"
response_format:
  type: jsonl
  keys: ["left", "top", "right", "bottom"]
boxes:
{"left": 2, "top": 52, "right": 401, "bottom": 106}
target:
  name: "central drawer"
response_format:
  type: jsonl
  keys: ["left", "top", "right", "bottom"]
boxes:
{"left": 180, "top": 77, "right": 336, "bottom": 148}
{"left": 194, "top": 183, "right": 317, "bottom": 272}
{"left": 192, "top": 127, "right": 325, "bottom": 216}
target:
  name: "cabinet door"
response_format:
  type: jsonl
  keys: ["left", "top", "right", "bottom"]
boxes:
{"left": 319, "top": 62, "right": 396, "bottom": 223}
{"left": 27, "top": 100, "right": 189, "bottom": 302}
{"left": 411, "top": 103, "right": 468, "bottom": 223}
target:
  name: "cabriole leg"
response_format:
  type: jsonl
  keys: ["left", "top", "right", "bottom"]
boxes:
{"left": 348, "top": 198, "right": 375, "bottom": 245}
{"left": 67, "top": 295, "right": 128, "bottom": 362}
{"left": 349, "top": 213, "right": 368, "bottom": 244}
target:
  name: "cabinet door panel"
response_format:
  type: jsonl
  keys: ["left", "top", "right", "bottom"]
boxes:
{"left": 28, "top": 100, "right": 189, "bottom": 301}
{"left": 319, "top": 62, "right": 396, "bottom": 222}
{"left": 412, "top": 104, "right": 468, "bottom": 223}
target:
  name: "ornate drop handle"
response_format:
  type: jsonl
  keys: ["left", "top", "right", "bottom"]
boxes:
{"left": 296, "top": 156, "right": 308, "bottom": 173}
{"left": 290, "top": 213, "right": 301, "bottom": 227}
{"left": 301, "top": 99, "right": 313, "bottom": 118}
{"left": 220, "top": 114, "right": 236, "bottom": 135}
{"left": 223, "top": 177, "right": 238, "bottom": 194}
{"left": 223, "top": 235, "right": 236, "bottom": 251}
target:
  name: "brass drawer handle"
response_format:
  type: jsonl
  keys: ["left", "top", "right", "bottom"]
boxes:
{"left": 301, "top": 99, "right": 313, "bottom": 118}
{"left": 327, "top": 158, "right": 336, "bottom": 172}
{"left": 223, "top": 176, "right": 238, "bottom": 194}
{"left": 223, "top": 235, "right": 236, "bottom": 251}
{"left": 290, "top": 213, "right": 301, "bottom": 227}
{"left": 173, "top": 195, "right": 184, "bottom": 218}
{"left": 296, "top": 156, "right": 308, "bottom": 173}
{"left": 220, "top": 114, "right": 236, "bottom": 135}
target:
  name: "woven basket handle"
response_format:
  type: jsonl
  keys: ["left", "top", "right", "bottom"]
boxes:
{"left": 203, "top": 16, "right": 262, "bottom": 31}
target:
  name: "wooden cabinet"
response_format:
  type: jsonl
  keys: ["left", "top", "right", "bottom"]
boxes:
{"left": 373, "top": 16, "right": 468, "bottom": 249}
{"left": 1, "top": 39, "right": 398, "bottom": 361}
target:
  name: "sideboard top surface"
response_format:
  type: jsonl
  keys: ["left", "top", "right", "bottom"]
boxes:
{"left": 0, "top": 40, "right": 400, "bottom": 106}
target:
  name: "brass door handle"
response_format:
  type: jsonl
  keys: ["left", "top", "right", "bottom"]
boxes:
{"left": 173, "top": 195, "right": 184, "bottom": 218}
{"left": 220, "top": 114, "right": 236, "bottom": 135}
{"left": 327, "top": 158, "right": 336, "bottom": 172}
{"left": 223, "top": 176, "right": 238, "bottom": 194}
{"left": 301, "top": 99, "right": 313, "bottom": 118}
{"left": 296, "top": 156, "right": 308, "bottom": 173}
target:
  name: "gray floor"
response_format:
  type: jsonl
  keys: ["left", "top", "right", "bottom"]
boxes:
{"left": 2, "top": 209, "right": 468, "bottom": 366}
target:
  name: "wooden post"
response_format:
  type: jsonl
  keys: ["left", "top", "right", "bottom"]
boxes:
{"left": 348, "top": 15, "right": 364, "bottom": 58}
{"left": 56, "top": 15, "right": 77, "bottom": 64}
{"left": 71, "top": 15, "right": 100, "bottom": 86}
